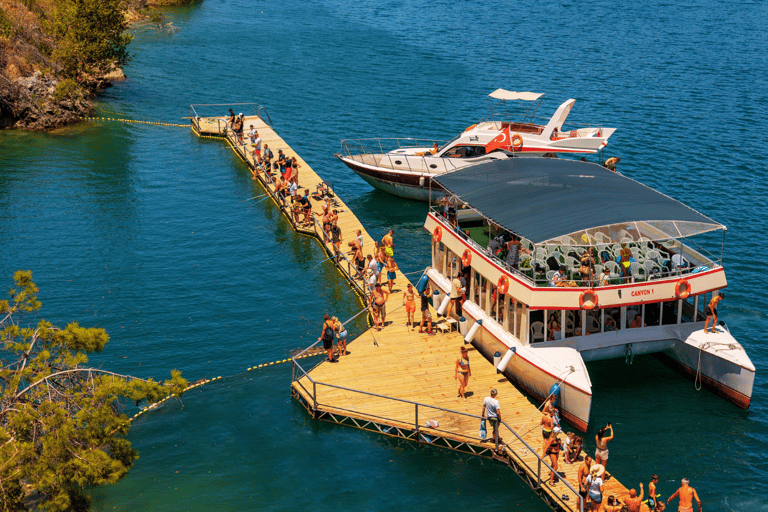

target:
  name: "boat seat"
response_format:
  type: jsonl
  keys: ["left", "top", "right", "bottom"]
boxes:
{"left": 530, "top": 321, "right": 545, "bottom": 343}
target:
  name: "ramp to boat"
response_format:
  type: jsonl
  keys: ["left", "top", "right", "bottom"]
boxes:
{"left": 191, "top": 108, "right": 649, "bottom": 512}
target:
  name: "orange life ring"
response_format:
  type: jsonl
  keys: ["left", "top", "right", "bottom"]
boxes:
{"left": 497, "top": 276, "right": 509, "bottom": 295}
{"left": 432, "top": 226, "right": 442, "bottom": 244}
{"left": 462, "top": 249, "right": 472, "bottom": 267}
{"left": 675, "top": 279, "right": 691, "bottom": 299}
{"left": 579, "top": 290, "right": 599, "bottom": 310}
{"left": 511, "top": 134, "right": 524, "bottom": 149}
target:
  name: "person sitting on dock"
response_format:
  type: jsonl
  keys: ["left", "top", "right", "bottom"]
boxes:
{"left": 318, "top": 314, "right": 337, "bottom": 363}
{"left": 604, "top": 156, "right": 620, "bottom": 172}
{"left": 403, "top": 283, "right": 416, "bottom": 328}
{"left": 704, "top": 292, "right": 724, "bottom": 333}
{"left": 564, "top": 433, "right": 582, "bottom": 464}
{"left": 624, "top": 484, "right": 644, "bottom": 512}
{"left": 418, "top": 284, "right": 435, "bottom": 334}
{"left": 666, "top": 478, "right": 701, "bottom": 512}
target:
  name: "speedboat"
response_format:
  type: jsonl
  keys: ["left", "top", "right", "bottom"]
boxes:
{"left": 422, "top": 158, "right": 754, "bottom": 431}
{"left": 336, "top": 90, "right": 616, "bottom": 201}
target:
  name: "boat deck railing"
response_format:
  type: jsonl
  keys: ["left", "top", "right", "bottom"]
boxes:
{"left": 433, "top": 209, "right": 722, "bottom": 289}
{"left": 291, "top": 337, "right": 584, "bottom": 512}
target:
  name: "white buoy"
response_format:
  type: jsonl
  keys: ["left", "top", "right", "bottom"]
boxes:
{"left": 464, "top": 319, "right": 483, "bottom": 344}
{"left": 493, "top": 351, "right": 502, "bottom": 369}
{"left": 419, "top": 176, "right": 425, "bottom": 187}
{"left": 437, "top": 294, "right": 451, "bottom": 316}
{"left": 459, "top": 316, "right": 467, "bottom": 336}
{"left": 497, "top": 347, "right": 516, "bottom": 373}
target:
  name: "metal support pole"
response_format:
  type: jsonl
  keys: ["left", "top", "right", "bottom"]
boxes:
{"left": 312, "top": 381, "right": 317, "bottom": 416}
{"left": 414, "top": 404, "right": 419, "bottom": 441}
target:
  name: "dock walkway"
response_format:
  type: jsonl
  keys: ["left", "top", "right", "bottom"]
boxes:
{"left": 191, "top": 112, "right": 647, "bottom": 512}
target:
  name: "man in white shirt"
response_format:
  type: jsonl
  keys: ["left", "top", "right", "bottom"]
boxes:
{"left": 481, "top": 389, "right": 502, "bottom": 446}
{"left": 445, "top": 273, "right": 463, "bottom": 319}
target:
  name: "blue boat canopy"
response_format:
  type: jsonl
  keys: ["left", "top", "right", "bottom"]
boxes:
{"left": 433, "top": 158, "right": 725, "bottom": 246}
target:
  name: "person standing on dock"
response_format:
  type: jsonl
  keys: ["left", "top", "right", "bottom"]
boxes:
{"left": 667, "top": 479, "right": 701, "bottom": 512}
{"left": 578, "top": 455, "right": 593, "bottom": 504}
{"left": 252, "top": 130, "right": 262, "bottom": 163}
{"left": 382, "top": 229, "right": 395, "bottom": 258}
{"left": 277, "top": 149, "right": 286, "bottom": 174}
{"left": 370, "top": 283, "right": 388, "bottom": 331}
{"left": 540, "top": 410, "right": 554, "bottom": 452}
{"left": 318, "top": 314, "right": 336, "bottom": 363}
{"left": 595, "top": 423, "right": 614, "bottom": 475}
{"left": 232, "top": 113, "right": 244, "bottom": 145}
{"left": 403, "top": 283, "right": 416, "bottom": 328}
{"left": 481, "top": 389, "right": 502, "bottom": 447}
{"left": 454, "top": 346, "right": 471, "bottom": 400}
{"left": 356, "top": 229, "right": 363, "bottom": 249}
{"left": 445, "top": 273, "right": 463, "bottom": 319}
{"left": 625, "top": 484, "right": 644, "bottom": 512}
{"left": 330, "top": 220, "right": 342, "bottom": 262}
{"left": 586, "top": 464, "right": 605, "bottom": 510}
{"left": 262, "top": 144, "right": 273, "bottom": 170}
{"left": 385, "top": 255, "right": 398, "bottom": 293}
{"left": 418, "top": 284, "right": 434, "bottom": 334}
{"left": 227, "top": 108, "right": 235, "bottom": 127}
{"left": 704, "top": 292, "right": 724, "bottom": 333}
{"left": 332, "top": 316, "right": 347, "bottom": 357}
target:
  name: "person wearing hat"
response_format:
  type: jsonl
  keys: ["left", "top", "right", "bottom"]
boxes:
{"left": 481, "top": 389, "right": 502, "bottom": 447}
{"left": 586, "top": 463, "right": 605, "bottom": 510}
{"left": 704, "top": 292, "right": 724, "bottom": 334}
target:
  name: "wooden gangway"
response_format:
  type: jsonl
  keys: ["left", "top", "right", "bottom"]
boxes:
{"left": 191, "top": 111, "right": 649, "bottom": 512}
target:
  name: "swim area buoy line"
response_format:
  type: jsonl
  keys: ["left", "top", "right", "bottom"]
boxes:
{"left": 462, "top": 249, "right": 472, "bottom": 267}
{"left": 433, "top": 226, "right": 442, "bottom": 243}
{"left": 129, "top": 353, "right": 317, "bottom": 423}
{"left": 579, "top": 289, "right": 599, "bottom": 310}
{"left": 675, "top": 279, "right": 691, "bottom": 299}
{"left": 497, "top": 275, "right": 509, "bottom": 295}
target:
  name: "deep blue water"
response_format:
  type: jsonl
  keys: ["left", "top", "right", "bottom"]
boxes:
{"left": 1, "top": 0, "right": 767, "bottom": 509}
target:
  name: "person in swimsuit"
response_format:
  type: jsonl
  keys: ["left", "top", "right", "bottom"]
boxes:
{"left": 403, "top": 283, "right": 416, "bottom": 329}
{"left": 602, "top": 495, "right": 624, "bottom": 512}
{"left": 419, "top": 284, "right": 434, "bottom": 334}
{"left": 625, "top": 483, "right": 644, "bottom": 512}
{"left": 454, "top": 346, "right": 471, "bottom": 400}
{"left": 647, "top": 474, "right": 660, "bottom": 511}
{"left": 595, "top": 423, "right": 614, "bottom": 474}
{"left": 317, "top": 314, "right": 336, "bottom": 362}
{"left": 544, "top": 433, "right": 561, "bottom": 485}
{"left": 578, "top": 455, "right": 593, "bottom": 505}
{"left": 619, "top": 243, "right": 632, "bottom": 282}
{"left": 540, "top": 410, "right": 554, "bottom": 453}
{"left": 385, "top": 255, "right": 398, "bottom": 293}
{"left": 704, "top": 292, "right": 724, "bottom": 333}
{"left": 667, "top": 478, "right": 701, "bottom": 512}
{"left": 370, "top": 283, "right": 386, "bottom": 331}
{"left": 332, "top": 316, "right": 348, "bottom": 357}
{"left": 382, "top": 229, "right": 394, "bottom": 258}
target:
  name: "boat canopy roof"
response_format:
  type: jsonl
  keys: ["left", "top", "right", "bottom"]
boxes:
{"left": 434, "top": 158, "right": 726, "bottom": 246}
{"left": 488, "top": 89, "right": 543, "bottom": 102}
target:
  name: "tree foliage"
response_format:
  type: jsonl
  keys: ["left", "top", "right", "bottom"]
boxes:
{"left": 45, "top": 0, "right": 133, "bottom": 82}
{"left": 0, "top": 271, "right": 186, "bottom": 511}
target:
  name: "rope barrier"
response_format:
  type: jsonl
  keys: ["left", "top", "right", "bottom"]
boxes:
{"left": 129, "top": 353, "right": 319, "bottom": 422}
{"left": 82, "top": 116, "right": 190, "bottom": 128}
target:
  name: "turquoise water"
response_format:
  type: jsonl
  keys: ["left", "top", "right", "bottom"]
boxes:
{"left": 1, "top": 0, "right": 767, "bottom": 509}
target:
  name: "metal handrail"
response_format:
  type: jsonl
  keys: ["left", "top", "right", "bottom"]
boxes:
{"left": 291, "top": 350, "right": 583, "bottom": 511}
{"left": 257, "top": 105, "right": 273, "bottom": 127}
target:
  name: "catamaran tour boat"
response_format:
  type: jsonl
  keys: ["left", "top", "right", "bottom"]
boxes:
{"left": 422, "top": 158, "right": 754, "bottom": 431}
{"left": 336, "top": 89, "right": 616, "bottom": 201}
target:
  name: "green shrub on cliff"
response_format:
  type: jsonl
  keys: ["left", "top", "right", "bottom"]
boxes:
{"left": 46, "top": 0, "right": 133, "bottom": 82}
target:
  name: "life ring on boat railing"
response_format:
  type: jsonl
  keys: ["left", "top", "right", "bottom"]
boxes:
{"left": 511, "top": 133, "right": 524, "bottom": 150}
{"left": 462, "top": 250, "right": 472, "bottom": 267}
{"left": 579, "top": 289, "right": 599, "bottom": 310}
{"left": 432, "top": 226, "right": 442, "bottom": 244}
{"left": 465, "top": 124, "right": 477, "bottom": 132}
{"left": 675, "top": 279, "right": 691, "bottom": 299}
{"left": 497, "top": 276, "right": 509, "bottom": 295}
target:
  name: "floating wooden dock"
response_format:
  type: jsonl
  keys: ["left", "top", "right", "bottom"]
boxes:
{"left": 191, "top": 109, "right": 649, "bottom": 512}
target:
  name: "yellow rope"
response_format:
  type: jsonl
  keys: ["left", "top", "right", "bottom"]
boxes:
{"left": 82, "top": 117, "right": 190, "bottom": 128}
{"left": 129, "top": 354, "right": 316, "bottom": 422}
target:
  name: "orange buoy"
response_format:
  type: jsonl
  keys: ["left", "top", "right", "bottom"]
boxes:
{"left": 579, "top": 289, "right": 599, "bottom": 310}
{"left": 433, "top": 226, "right": 442, "bottom": 244}
{"left": 462, "top": 249, "right": 472, "bottom": 267}
{"left": 675, "top": 279, "right": 691, "bottom": 299}
{"left": 497, "top": 275, "right": 509, "bottom": 295}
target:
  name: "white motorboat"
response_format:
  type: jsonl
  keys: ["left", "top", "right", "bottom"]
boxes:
{"left": 336, "top": 90, "right": 616, "bottom": 201}
{"left": 422, "top": 158, "right": 754, "bottom": 431}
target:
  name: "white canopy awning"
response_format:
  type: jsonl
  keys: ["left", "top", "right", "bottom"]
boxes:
{"left": 488, "top": 89, "right": 543, "bottom": 102}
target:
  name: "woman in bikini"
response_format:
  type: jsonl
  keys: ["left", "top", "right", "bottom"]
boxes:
{"left": 403, "top": 283, "right": 416, "bottom": 328}
{"left": 544, "top": 433, "right": 561, "bottom": 485}
{"left": 454, "top": 346, "right": 471, "bottom": 400}
{"left": 332, "top": 316, "right": 348, "bottom": 357}
{"left": 595, "top": 423, "right": 614, "bottom": 474}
